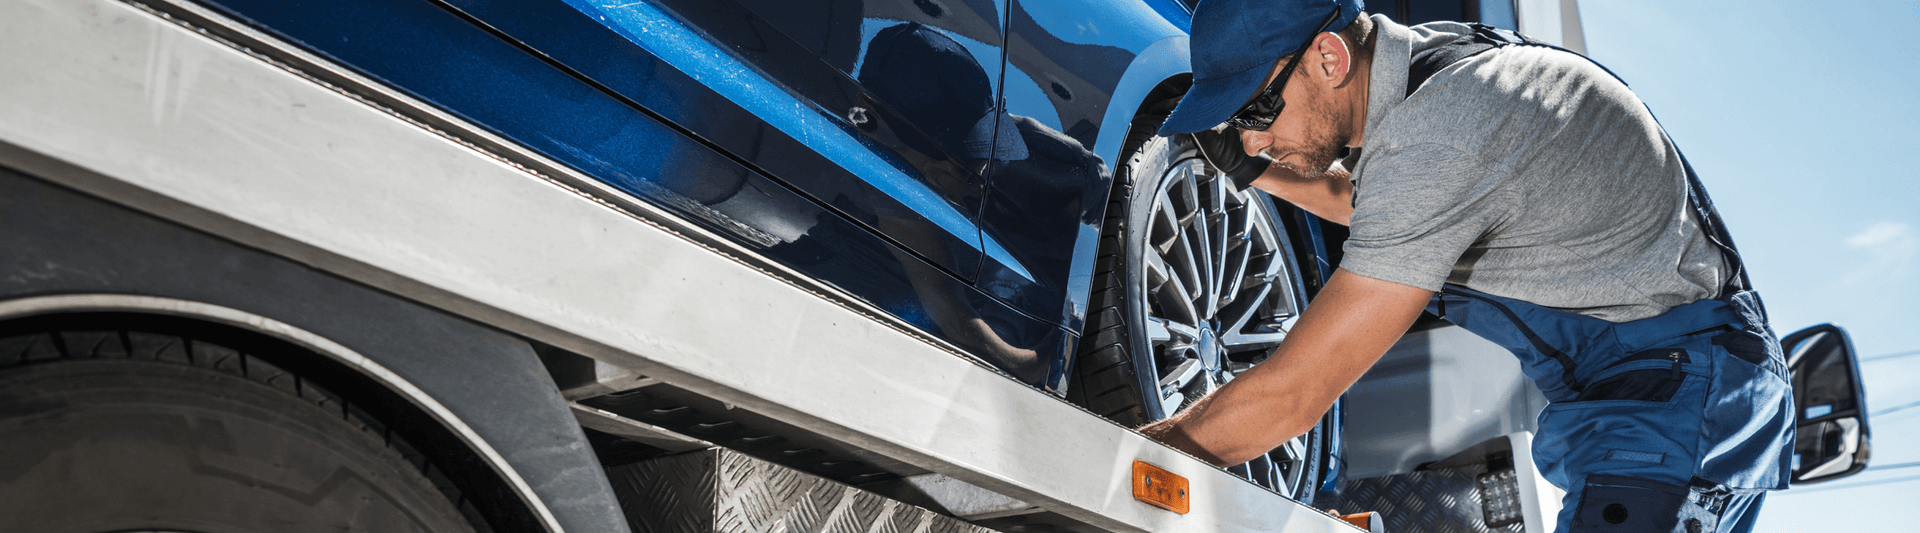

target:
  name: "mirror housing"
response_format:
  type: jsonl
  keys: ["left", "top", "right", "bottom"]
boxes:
{"left": 1783, "top": 324, "right": 1872, "bottom": 484}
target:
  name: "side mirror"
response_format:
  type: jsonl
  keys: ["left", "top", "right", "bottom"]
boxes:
{"left": 1783, "top": 324, "right": 1872, "bottom": 484}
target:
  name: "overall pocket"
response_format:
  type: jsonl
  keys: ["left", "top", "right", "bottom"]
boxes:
{"left": 1569, "top": 474, "right": 1688, "bottom": 532}
{"left": 1533, "top": 348, "right": 1712, "bottom": 489}
{"left": 1694, "top": 331, "right": 1795, "bottom": 490}
{"left": 1564, "top": 348, "right": 1704, "bottom": 407}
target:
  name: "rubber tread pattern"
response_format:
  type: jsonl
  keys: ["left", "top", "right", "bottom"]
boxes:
{"left": 1065, "top": 111, "right": 1173, "bottom": 427}
{"left": 0, "top": 325, "right": 494, "bottom": 532}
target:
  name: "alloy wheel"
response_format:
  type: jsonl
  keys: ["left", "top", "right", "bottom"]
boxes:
{"left": 1139, "top": 158, "right": 1311, "bottom": 496}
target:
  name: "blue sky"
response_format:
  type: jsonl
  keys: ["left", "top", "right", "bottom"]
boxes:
{"left": 1580, "top": 0, "right": 1920, "bottom": 529}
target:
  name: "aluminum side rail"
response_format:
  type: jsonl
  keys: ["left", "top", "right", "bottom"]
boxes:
{"left": 0, "top": 0, "right": 1361, "bottom": 531}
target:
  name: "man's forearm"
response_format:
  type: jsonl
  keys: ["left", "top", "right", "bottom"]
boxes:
{"left": 1250, "top": 164, "right": 1354, "bottom": 225}
{"left": 1140, "top": 268, "right": 1430, "bottom": 466}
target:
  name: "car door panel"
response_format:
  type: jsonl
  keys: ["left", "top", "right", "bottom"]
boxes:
{"left": 190, "top": 0, "right": 1074, "bottom": 391}
{"left": 975, "top": 0, "right": 1190, "bottom": 331}
{"left": 453, "top": 0, "right": 995, "bottom": 282}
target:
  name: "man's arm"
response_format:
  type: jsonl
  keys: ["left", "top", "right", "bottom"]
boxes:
{"left": 1140, "top": 268, "right": 1430, "bottom": 466}
{"left": 1188, "top": 127, "right": 1355, "bottom": 226}
{"left": 1249, "top": 164, "right": 1354, "bottom": 225}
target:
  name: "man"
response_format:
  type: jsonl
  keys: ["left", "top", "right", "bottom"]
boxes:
{"left": 1138, "top": 1, "right": 1795, "bottom": 531}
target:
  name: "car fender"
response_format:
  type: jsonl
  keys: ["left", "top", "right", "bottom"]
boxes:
{"left": 1091, "top": 34, "right": 1193, "bottom": 169}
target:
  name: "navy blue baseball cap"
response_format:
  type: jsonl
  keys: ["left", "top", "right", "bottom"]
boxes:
{"left": 1159, "top": 0, "right": 1363, "bottom": 134}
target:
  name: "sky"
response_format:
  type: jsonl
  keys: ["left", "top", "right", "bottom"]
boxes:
{"left": 1578, "top": 0, "right": 1920, "bottom": 530}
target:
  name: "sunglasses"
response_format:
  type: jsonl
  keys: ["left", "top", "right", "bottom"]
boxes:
{"left": 1226, "top": 9, "right": 1342, "bottom": 131}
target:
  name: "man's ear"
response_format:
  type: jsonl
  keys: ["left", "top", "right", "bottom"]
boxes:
{"left": 1311, "top": 32, "right": 1352, "bottom": 85}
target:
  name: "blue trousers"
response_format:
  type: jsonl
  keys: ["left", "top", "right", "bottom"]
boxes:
{"left": 1429, "top": 287, "right": 1794, "bottom": 533}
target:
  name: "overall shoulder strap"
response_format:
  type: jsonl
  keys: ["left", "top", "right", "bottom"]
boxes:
{"left": 1406, "top": 25, "right": 1521, "bottom": 97}
{"left": 1402, "top": 24, "right": 1755, "bottom": 299}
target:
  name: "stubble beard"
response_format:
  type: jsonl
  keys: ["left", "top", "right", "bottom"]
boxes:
{"left": 1267, "top": 94, "right": 1348, "bottom": 182}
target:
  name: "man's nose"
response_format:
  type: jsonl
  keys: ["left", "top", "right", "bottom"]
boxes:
{"left": 1237, "top": 128, "right": 1270, "bottom": 157}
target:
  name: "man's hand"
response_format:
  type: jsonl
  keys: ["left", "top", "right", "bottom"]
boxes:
{"left": 1140, "top": 268, "right": 1431, "bottom": 466}
{"left": 1190, "top": 125, "right": 1273, "bottom": 190}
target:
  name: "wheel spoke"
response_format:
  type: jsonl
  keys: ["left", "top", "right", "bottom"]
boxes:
{"left": 1221, "top": 330, "right": 1289, "bottom": 352}
{"left": 1146, "top": 252, "right": 1202, "bottom": 325}
{"left": 1207, "top": 174, "right": 1233, "bottom": 312}
{"left": 1170, "top": 202, "right": 1212, "bottom": 315}
{"left": 1151, "top": 198, "right": 1181, "bottom": 250}
{"left": 1158, "top": 357, "right": 1201, "bottom": 416}
{"left": 1188, "top": 202, "right": 1215, "bottom": 315}
{"left": 1281, "top": 435, "right": 1308, "bottom": 462}
{"left": 1174, "top": 166, "right": 1216, "bottom": 315}
{"left": 1156, "top": 190, "right": 1205, "bottom": 305}
{"left": 1171, "top": 237, "right": 1204, "bottom": 312}
{"left": 1159, "top": 391, "right": 1186, "bottom": 421}
{"left": 1158, "top": 358, "right": 1202, "bottom": 392}
{"left": 1217, "top": 279, "right": 1287, "bottom": 352}
{"left": 1146, "top": 316, "right": 1202, "bottom": 347}
{"left": 1219, "top": 200, "right": 1259, "bottom": 301}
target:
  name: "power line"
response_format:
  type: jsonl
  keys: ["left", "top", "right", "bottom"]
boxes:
{"left": 1862, "top": 349, "right": 1920, "bottom": 363}
{"left": 1872, "top": 399, "right": 1920, "bottom": 418}
{"left": 1782, "top": 473, "right": 1920, "bottom": 495}
{"left": 1865, "top": 461, "right": 1920, "bottom": 473}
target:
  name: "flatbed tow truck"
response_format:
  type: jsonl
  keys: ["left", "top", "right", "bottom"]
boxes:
{"left": 0, "top": 0, "right": 1869, "bottom": 532}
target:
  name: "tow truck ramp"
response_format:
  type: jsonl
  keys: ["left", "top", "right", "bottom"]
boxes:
{"left": 0, "top": 0, "right": 1369, "bottom": 530}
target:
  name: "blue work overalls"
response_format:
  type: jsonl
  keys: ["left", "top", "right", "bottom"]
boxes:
{"left": 1429, "top": 287, "right": 1793, "bottom": 532}
{"left": 1410, "top": 26, "right": 1796, "bottom": 533}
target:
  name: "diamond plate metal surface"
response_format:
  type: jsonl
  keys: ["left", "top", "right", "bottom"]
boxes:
{"left": 608, "top": 449, "right": 997, "bottom": 533}
{"left": 1315, "top": 465, "right": 1525, "bottom": 533}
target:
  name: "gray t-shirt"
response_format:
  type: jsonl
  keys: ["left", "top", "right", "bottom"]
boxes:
{"left": 1340, "top": 16, "right": 1727, "bottom": 322}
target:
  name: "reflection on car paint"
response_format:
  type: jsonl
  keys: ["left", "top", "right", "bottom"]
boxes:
{"left": 967, "top": 0, "right": 1190, "bottom": 330}
{"left": 593, "top": 0, "right": 998, "bottom": 282}
{"left": 564, "top": 0, "right": 1035, "bottom": 278}
{"left": 852, "top": 20, "right": 1002, "bottom": 97}
{"left": 1020, "top": 0, "right": 1181, "bottom": 51}
{"left": 1001, "top": 63, "right": 1066, "bottom": 133}
{"left": 191, "top": 0, "right": 1075, "bottom": 391}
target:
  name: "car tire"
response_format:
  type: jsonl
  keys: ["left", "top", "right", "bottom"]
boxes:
{"left": 1068, "top": 113, "right": 1332, "bottom": 501}
{"left": 0, "top": 326, "right": 483, "bottom": 533}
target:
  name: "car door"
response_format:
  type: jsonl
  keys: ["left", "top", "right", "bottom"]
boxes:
{"left": 978, "top": 0, "right": 1190, "bottom": 329}
{"left": 725, "top": 0, "right": 1020, "bottom": 281}
{"left": 469, "top": 0, "right": 1010, "bottom": 282}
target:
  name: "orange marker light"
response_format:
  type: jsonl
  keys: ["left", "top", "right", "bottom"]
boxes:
{"left": 1131, "top": 461, "right": 1190, "bottom": 514}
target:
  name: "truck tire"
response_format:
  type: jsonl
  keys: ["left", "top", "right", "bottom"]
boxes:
{"left": 0, "top": 326, "right": 481, "bottom": 533}
{"left": 1068, "top": 113, "right": 1331, "bottom": 501}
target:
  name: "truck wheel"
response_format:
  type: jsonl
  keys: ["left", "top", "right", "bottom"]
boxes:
{"left": 1069, "top": 115, "right": 1329, "bottom": 501}
{"left": 0, "top": 327, "right": 481, "bottom": 533}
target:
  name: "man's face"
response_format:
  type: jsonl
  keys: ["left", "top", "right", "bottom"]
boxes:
{"left": 1236, "top": 52, "right": 1347, "bottom": 180}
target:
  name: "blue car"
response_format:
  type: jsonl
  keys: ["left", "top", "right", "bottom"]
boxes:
{"left": 181, "top": 0, "right": 1523, "bottom": 504}
{"left": 181, "top": 0, "right": 1354, "bottom": 500}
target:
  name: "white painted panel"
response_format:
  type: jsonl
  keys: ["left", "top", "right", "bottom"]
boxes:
{"left": 1515, "top": 0, "right": 1586, "bottom": 53}
{"left": 1342, "top": 325, "right": 1547, "bottom": 478}
{"left": 1515, "top": 0, "right": 1564, "bottom": 46}
{"left": 1508, "top": 432, "right": 1568, "bottom": 533}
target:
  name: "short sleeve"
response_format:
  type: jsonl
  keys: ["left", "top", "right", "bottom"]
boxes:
{"left": 1341, "top": 142, "right": 1506, "bottom": 291}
